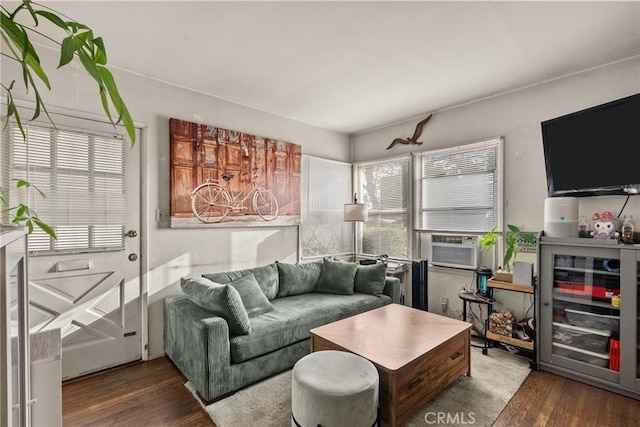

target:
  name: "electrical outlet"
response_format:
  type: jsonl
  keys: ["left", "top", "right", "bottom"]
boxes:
{"left": 441, "top": 296, "right": 448, "bottom": 313}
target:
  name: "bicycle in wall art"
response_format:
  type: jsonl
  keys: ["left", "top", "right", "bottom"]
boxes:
{"left": 190, "top": 169, "right": 279, "bottom": 223}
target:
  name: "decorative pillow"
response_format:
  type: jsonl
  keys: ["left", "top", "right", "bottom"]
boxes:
{"left": 354, "top": 262, "right": 387, "bottom": 295}
{"left": 203, "top": 263, "right": 279, "bottom": 300}
{"left": 181, "top": 276, "right": 251, "bottom": 335}
{"left": 316, "top": 257, "right": 357, "bottom": 295}
{"left": 276, "top": 261, "right": 323, "bottom": 297}
{"left": 227, "top": 274, "right": 274, "bottom": 317}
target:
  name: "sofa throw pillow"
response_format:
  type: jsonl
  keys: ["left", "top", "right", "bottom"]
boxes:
{"left": 181, "top": 276, "right": 251, "bottom": 335}
{"left": 354, "top": 262, "right": 387, "bottom": 295}
{"left": 203, "top": 263, "right": 279, "bottom": 300}
{"left": 316, "top": 257, "right": 357, "bottom": 295}
{"left": 276, "top": 260, "right": 323, "bottom": 298}
{"left": 227, "top": 274, "right": 274, "bottom": 317}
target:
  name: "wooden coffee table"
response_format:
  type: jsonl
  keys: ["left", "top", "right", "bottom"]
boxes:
{"left": 310, "top": 304, "right": 471, "bottom": 427}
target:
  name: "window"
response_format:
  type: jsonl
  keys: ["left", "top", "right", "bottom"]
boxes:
{"left": 2, "top": 122, "right": 126, "bottom": 254}
{"left": 358, "top": 158, "right": 410, "bottom": 259}
{"left": 300, "top": 156, "right": 353, "bottom": 258}
{"left": 414, "top": 138, "right": 503, "bottom": 233}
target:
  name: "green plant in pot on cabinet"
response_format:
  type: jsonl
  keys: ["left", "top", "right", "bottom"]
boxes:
{"left": 480, "top": 225, "right": 536, "bottom": 282}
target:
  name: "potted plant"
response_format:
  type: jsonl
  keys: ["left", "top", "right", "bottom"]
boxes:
{"left": 1, "top": 0, "right": 135, "bottom": 236}
{"left": 479, "top": 224, "right": 537, "bottom": 282}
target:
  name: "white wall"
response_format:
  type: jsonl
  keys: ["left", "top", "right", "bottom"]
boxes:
{"left": 352, "top": 57, "right": 640, "bottom": 324}
{"left": 4, "top": 38, "right": 638, "bottom": 357}
{"left": 1, "top": 46, "right": 350, "bottom": 358}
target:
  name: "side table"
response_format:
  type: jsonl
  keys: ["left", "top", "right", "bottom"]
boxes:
{"left": 386, "top": 262, "right": 407, "bottom": 305}
{"left": 458, "top": 291, "right": 493, "bottom": 355}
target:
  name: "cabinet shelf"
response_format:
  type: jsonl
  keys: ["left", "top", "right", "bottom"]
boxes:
{"left": 487, "top": 331, "right": 534, "bottom": 350}
{"left": 554, "top": 266, "right": 620, "bottom": 277}
{"left": 552, "top": 291, "right": 621, "bottom": 311}
{"left": 488, "top": 280, "right": 534, "bottom": 293}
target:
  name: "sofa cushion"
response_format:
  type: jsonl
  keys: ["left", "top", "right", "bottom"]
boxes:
{"left": 228, "top": 274, "right": 274, "bottom": 318}
{"left": 181, "top": 276, "right": 251, "bottom": 335}
{"left": 229, "top": 293, "right": 391, "bottom": 363}
{"left": 316, "top": 258, "right": 357, "bottom": 295}
{"left": 203, "top": 262, "right": 279, "bottom": 300}
{"left": 276, "top": 260, "right": 323, "bottom": 297}
{"left": 354, "top": 262, "right": 387, "bottom": 295}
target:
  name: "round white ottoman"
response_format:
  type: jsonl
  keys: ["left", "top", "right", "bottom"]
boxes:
{"left": 291, "top": 350, "right": 379, "bottom": 427}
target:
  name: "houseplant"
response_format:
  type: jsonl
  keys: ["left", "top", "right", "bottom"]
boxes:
{"left": 1, "top": 0, "right": 135, "bottom": 236}
{"left": 479, "top": 224, "right": 537, "bottom": 282}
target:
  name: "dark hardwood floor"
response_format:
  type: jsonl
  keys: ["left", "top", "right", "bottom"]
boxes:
{"left": 63, "top": 356, "right": 639, "bottom": 426}
{"left": 62, "top": 357, "right": 212, "bottom": 426}
{"left": 493, "top": 369, "right": 639, "bottom": 427}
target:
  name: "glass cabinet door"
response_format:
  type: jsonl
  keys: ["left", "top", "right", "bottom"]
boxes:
{"left": 2, "top": 229, "right": 29, "bottom": 427}
{"left": 10, "top": 264, "right": 22, "bottom": 427}
{"left": 548, "top": 250, "right": 621, "bottom": 382}
{"left": 636, "top": 257, "right": 640, "bottom": 389}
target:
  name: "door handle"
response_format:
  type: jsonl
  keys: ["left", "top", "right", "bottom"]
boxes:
{"left": 125, "top": 229, "right": 138, "bottom": 238}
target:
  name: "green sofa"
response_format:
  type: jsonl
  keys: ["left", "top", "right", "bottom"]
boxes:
{"left": 164, "top": 258, "right": 401, "bottom": 403}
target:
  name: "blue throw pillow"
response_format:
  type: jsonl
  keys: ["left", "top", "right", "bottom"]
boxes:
{"left": 181, "top": 276, "right": 251, "bottom": 335}
{"left": 316, "top": 258, "right": 357, "bottom": 295}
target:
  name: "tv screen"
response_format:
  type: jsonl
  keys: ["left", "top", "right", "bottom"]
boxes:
{"left": 541, "top": 93, "right": 640, "bottom": 197}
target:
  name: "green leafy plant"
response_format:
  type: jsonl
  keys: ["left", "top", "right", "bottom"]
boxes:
{"left": 1, "top": 0, "right": 135, "bottom": 237}
{"left": 0, "top": 179, "right": 54, "bottom": 236}
{"left": 479, "top": 224, "right": 536, "bottom": 272}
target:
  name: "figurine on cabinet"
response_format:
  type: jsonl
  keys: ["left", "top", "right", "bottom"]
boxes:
{"left": 590, "top": 211, "right": 621, "bottom": 240}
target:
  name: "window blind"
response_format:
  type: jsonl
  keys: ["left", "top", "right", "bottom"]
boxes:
{"left": 301, "top": 155, "right": 353, "bottom": 258}
{"left": 3, "top": 122, "right": 126, "bottom": 253}
{"left": 413, "top": 138, "right": 503, "bottom": 233}
{"left": 359, "top": 158, "right": 410, "bottom": 259}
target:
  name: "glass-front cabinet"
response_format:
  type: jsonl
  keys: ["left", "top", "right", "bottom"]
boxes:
{"left": 538, "top": 238, "right": 640, "bottom": 399}
{"left": 1, "top": 227, "right": 30, "bottom": 426}
{"left": 623, "top": 248, "right": 640, "bottom": 392}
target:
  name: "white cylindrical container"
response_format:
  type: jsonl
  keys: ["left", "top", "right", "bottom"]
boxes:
{"left": 544, "top": 197, "right": 579, "bottom": 237}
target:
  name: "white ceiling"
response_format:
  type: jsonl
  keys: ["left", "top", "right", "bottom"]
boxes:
{"left": 21, "top": 1, "right": 640, "bottom": 133}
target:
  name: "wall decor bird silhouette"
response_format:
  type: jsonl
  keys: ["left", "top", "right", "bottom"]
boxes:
{"left": 386, "top": 114, "right": 433, "bottom": 150}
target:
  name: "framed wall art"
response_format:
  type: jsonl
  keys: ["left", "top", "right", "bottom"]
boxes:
{"left": 169, "top": 118, "right": 301, "bottom": 228}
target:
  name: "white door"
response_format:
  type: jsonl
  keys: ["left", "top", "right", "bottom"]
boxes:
{"left": 5, "top": 114, "right": 143, "bottom": 380}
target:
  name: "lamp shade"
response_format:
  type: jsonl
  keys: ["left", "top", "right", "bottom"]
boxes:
{"left": 344, "top": 203, "right": 368, "bottom": 222}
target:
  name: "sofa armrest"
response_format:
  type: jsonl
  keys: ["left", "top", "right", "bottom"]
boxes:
{"left": 382, "top": 276, "right": 401, "bottom": 304}
{"left": 164, "top": 295, "right": 233, "bottom": 402}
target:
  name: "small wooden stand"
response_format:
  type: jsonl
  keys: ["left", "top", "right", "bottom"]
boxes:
{"left": 487, "top": 279, "right": 537, "bottom": 367}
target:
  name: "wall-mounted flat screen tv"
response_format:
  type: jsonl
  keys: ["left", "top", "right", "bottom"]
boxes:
{"left": 541, "top": 93, "right": 640, "bottom": 197}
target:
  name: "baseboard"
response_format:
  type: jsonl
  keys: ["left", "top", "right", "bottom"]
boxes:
{"left": 148, "top": 351, "right": 166, "bottom": 360}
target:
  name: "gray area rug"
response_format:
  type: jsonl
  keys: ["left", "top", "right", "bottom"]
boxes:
{"left": 185, "top": 346, "right": 531, "bottom": 427}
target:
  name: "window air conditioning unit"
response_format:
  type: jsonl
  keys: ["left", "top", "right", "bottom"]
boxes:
{"left": 429, "top": 234, "right": 479, "bottom": 270}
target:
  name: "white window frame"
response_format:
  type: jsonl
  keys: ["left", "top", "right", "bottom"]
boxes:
{"left": 413, "top": 137, "right": 503, "bottom": 234}
{"left": 356, "top": 155, "right": 412, "bottom": 261}
{"left": 2, "top": 118, "right": 127, "bottom": 255}
{"left": 300, "top": 155, "right": 354, "bottom": 260}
